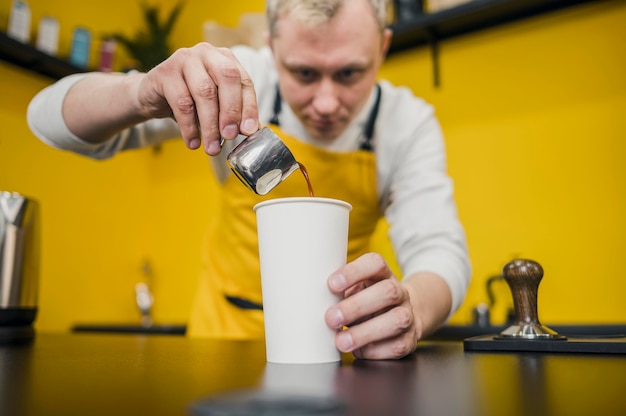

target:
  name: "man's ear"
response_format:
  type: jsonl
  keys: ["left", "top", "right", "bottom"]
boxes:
{"left": 264, "top": 31, "right": 272, "bottom": 50}
{"left": 381, "top": 28, "right": 393, "bottom": 59}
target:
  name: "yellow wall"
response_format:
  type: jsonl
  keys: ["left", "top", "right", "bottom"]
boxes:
{"left": 1, "top": 0, "right": 624, "bottom": 332}
{"left": 379, "top": 1, "right": 626, "bottom": 324}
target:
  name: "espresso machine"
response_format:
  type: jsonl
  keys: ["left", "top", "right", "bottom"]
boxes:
{"left": 0, "top": 191, "right": 39, "bottom": 344}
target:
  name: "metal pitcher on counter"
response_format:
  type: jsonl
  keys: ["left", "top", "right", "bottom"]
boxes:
{"left": 0, "top": 191, "right": 40, "bottom": 344}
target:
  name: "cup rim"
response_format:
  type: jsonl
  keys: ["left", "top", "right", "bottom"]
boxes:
{"left": 253, "top": 197, "right": 352, "bottom": 212}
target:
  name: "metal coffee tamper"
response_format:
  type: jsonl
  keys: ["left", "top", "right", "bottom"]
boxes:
{"left": 496, "top": 259, "right": 566, "bottom": 340}
{"left": 226, "top": 127, "right": 299, "bottom": 196}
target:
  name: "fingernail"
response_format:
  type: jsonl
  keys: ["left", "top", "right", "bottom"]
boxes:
{"left": 188, "top": 138, "right": 200, "bottom": 149}
{"left": 207, "top": 140, "right": 222, "bottom": 155}
{"left": 327, "top": 308, "right": 344, "bottom": 328}
{"left": 242, "top": 118, "right": 258, "bottom": 133}
{"left": 336, "top": 331, "right": 353, "bottom": 352}
{"left": 329, "top": 274, "right": 346, "bottom": 291}
{"left": 222, "top": 124, "right": 238, "bottom": 139}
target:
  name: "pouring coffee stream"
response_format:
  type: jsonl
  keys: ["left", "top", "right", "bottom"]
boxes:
{"left": 298, "top": 162, "right": 315, "bottom": 197}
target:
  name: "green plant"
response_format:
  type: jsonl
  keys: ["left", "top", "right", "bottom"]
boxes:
{"left": 110, "top": 1, "right": 185, "bottom": 71}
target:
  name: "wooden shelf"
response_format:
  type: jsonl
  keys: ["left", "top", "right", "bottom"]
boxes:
{"left": 389, "top": 0, "right": 596, "bottom": 55}
{"left": 0, "top": 0, "right": 601, "bottom": 81}
{"left": 0, "top": 31, "right": 85, "bottom": 79}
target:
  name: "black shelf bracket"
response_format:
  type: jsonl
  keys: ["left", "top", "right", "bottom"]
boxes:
{"left": 427, "top": 30, "right": 440, "bottom": 88}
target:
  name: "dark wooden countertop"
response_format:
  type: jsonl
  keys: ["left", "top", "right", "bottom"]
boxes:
{"left": 1, "top": 333, "right": 625, "bottom": 415}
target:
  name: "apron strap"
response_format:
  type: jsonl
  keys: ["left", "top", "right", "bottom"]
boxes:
{"left": 225, "top": 295, "right": 263, "bottom": 310}
{"left": 358, "top": 84, "right": 381, "bottom": 152}
{"left": 268, "top": 87, "right": 282, "bottom": 126}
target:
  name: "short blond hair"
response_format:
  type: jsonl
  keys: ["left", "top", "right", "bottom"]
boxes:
{"left": 266, "top": 0, "right": 389, "bottom": 37}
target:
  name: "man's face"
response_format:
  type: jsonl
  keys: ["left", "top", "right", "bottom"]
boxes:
{"left": 270, "top": 0, "right": 391, "bottom": 142}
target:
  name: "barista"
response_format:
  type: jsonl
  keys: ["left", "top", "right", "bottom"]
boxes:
{"left": 27, "top": 0, "right": 471, "bottom": 360}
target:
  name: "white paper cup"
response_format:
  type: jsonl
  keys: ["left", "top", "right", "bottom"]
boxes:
{"left": 254, "top": 197, "right": 352, "bottom": 364}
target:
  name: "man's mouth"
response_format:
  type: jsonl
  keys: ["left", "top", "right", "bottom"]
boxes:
{"left": 310, "top": 118, "right": 336, "bottom": 130}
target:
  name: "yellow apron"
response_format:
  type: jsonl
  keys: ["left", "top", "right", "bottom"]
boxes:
{"left": 187, "top": 125, "right": 381, "bottom": 338}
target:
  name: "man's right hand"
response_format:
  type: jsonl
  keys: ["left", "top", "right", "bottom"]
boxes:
{"left": 137, "top": 42, "right": 260, "bottom": 155}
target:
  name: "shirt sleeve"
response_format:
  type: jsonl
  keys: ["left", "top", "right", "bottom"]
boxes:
{"left": 377, "top": 81, "right": 471, "bottom": 320}
{"left": 26, "top": 73, "right": 181, "bottom": 160}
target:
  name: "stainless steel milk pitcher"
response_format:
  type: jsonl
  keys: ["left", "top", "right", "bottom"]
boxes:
{"left": 226, "top": 127, "right": 299, "bottom": 196}
{"left": 0, "top": 191, "right": 39, "bottom": 311}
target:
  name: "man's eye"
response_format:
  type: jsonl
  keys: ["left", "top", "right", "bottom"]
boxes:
{"left": 294, "top": 69, "right": 317, "bottom": 82}
{"left": 335, "top": 69, "right": 359, "bottom": 83}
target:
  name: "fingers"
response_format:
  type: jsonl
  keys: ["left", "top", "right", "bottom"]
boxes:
{"left": 181, "top": 56, "right": 220, "bottom": 153}
{"left": 142, "top": 43, "right": 259, "bottom": 155}
{"left": 326, "top": 278, "right": 403, "bottom": 329}
{"left": 192, "top": 45, "right": 258, "bottom": 155}
{"left": 325, "top": 252, "right": 418, "bottom": 359}
{"left": 239, "top": 76, "right": 259, "bottom": 135}
{"left": 162, "top": 73, "right": 204, "bottom": 150}
{"left": 210, "top": 48, "right": 259, "bottom": 137}
{"left": 340, "top": 308, "right": 417, "bottom": 360}
{"left": 326, "top": 253, "right": 396, "bottom": 330}
{"left": 328, "top": 252, "right": 391, "bottom": 294}
{"left": 330, "top": 294, "right": 418, "bottom": 360}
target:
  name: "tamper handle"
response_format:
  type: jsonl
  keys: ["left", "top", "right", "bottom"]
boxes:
{"left": 496, "top": 259, "right": 565, "bottom": 340}
{"left": 502, "top": 259, "right": 543, "bottom": 326}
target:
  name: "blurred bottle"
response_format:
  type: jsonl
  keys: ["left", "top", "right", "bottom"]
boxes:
{"left": 7, "top": 0, "right": 31, "bottom": 43}
{"left": 36, "top": 16, "right": 60, "bottom": 56}
{"left": 98, "top": 38, "right": 116, "bottom": 72}
{"left": 69, "top": 27, "right": 92, "bottom": 69}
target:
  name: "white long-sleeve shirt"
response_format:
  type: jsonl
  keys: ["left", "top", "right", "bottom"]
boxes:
{"left": 27, "top": 46, "right": 471, "bottom": 317}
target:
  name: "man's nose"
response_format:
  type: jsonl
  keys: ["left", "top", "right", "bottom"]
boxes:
{"left": 312, "top": 80, "right": 340, "bottom": 115}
